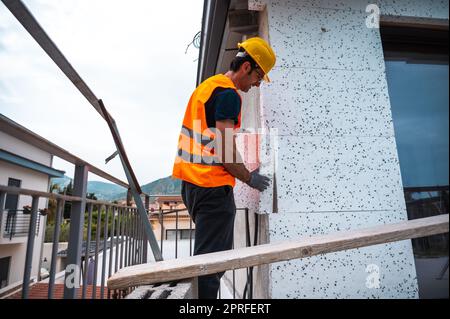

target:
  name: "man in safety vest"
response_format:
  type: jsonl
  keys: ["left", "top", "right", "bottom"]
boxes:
{"left": 172, "top": 37, "right": 276, "bottom": 299}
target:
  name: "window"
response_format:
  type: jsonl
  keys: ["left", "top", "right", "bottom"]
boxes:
{"left": 386, "top": 59, "right": 449, "bottom": 259}
{"left": 381, "top": 21, "right": 449, "bottom": 298}
{"left": 0, "top": 256, "right": 11, "bottom": 289}
{"left": 165, "top": 229, "right": 195, "bottom": 240}
{"left": 5, "top": 178, "right": 21, "bottom": 212}
{"left": 385, "top": 61, "right": 448, "bottom": 189}
{"left": 4, "top": 178, "right": 21, "bottom": 239}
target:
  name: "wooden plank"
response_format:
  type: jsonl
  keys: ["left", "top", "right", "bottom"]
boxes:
{"left": 380, "top": 15, "right": 449, "bottom": 30}
{"left": 107, "top": 214, "right": 449, "bottom": 290}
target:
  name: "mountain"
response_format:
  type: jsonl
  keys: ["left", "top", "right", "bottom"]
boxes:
{"left": 50, "top": 175, "right": 181, "bottom": 201}
{"left": 50, "top": 176, "right": 72, "bottom": 189}
{"left": 112, "top": 176, "right": 182, "bottom": 200}
{"left": 141, "top": 176, "right": 181, "bottom": 195}
{"left": 87, "top": 181, "right": 127, "bottom": 200}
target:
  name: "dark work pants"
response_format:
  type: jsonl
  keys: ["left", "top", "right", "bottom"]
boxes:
{"left": 181, "top": 181, "right": 236, "bottom": 299}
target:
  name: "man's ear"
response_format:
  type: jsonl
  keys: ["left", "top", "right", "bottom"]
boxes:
{"left": 241, "top": 61, "right": 251, "bottom": 74}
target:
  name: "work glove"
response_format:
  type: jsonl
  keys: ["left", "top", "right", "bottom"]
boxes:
{"left": 246, "top": 168, "right": 270, "bottom": 192}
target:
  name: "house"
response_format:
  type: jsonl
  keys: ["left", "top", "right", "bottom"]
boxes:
{"left": 198, "top": 0, "right": 448, "bottom": 298}
{"left": 0, "top": 114, "right": 65, "bottom": 292}
{"left": 0, "top": 113, "right": 134, "bottom": 299}
{"left": 153, "top": 195, "right": 185, "bottom": 211}
{"left": 149, "top": 195, "right": 193, "bottom": 242}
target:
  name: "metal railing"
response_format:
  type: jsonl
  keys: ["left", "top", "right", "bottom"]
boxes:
{"left": 404, "top": 185, "right": 449, "bottom": 257}
{"left": 3, "top": 209, "right": 41, "bottom": 240}
{"left": 126, "top": 206, "right": 256, "bottom": 299}
{"left": 0, "top": 185, "right": 151, "bottom": 299}
{"left": 149, "top": 208, "right": 194, "bottom": 260}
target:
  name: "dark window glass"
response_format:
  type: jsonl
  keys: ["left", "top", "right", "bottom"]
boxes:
{"left": 165, "top": 229, "right": 195, "bottom": 240}
{"left": 0, "top": 256, "right": 11, "bottom": 288}
{"left": 5, "top": 178, "right": 21, "bottom": 211}
{"left": 383, "top": 25, "right": 448, "bottom": 299}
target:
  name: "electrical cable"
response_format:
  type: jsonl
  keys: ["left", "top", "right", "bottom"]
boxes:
{"left": 242, "top": 212, "right": 259, "bottom": 299}
{"left": 185, "top": 31, "right": 201, "bottom": 54}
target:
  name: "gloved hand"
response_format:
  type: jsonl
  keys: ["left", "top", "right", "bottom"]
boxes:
{"left": 246, "top": 168, "right": 270, "bottom": 192}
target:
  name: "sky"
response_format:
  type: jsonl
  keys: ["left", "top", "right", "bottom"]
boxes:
{"left": 0, "top": 0, "right": 204, "bottom": 184}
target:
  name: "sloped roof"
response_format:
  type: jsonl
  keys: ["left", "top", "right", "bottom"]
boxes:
{"left": 57, "top": 238, "right": 122, "bottom": 258}
{"left": 0, "top": 114, "right": 129, "bottom": 188}
{"left": 7, "top": 283, "right": 108, "bottom": 299}
{"left": 0, "top": 149, "right": 65, "bottom": 177}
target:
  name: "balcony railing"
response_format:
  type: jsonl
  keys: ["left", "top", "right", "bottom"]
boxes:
{"left": 404, "top": 185, "right": 449, "bottom": 257}
{"left": 3, "top": 209, "right": 41, "bottom": 240}
{"left": 0, "top": 183, "right": 257, "bottom": 299}
{"left": 0, "top": 185, "right": 152, "bottom": 299}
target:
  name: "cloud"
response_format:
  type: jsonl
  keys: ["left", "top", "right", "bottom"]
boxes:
{"left": 0, "top": 0, "right": 203, "bottom": 184}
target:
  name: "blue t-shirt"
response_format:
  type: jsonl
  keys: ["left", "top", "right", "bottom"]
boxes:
{"left": 205, "top": 88, "right": 241, "bottom": 128}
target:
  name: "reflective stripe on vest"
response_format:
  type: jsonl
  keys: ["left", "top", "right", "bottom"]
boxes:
{"left": 172, "top": 74, "right": 242, "bottom": 188}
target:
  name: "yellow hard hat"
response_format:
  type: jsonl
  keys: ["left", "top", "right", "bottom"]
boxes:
{"left": 238, "top": 37, "right": 276, "bottom": 82}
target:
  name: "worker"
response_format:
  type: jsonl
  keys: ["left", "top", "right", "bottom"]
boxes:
{"left": 172, "top": 37, "right": 276, "bottom": 299}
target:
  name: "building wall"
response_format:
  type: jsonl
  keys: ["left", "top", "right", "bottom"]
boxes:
{"left": 0, "top": 161, "right": 50, "bottom": 215}
{"left": 149, "top": 197, "right": 189, "bottom": 240}
{"left": 233, "top": 0, "right": 449, "bottom": 298}
{"left": 0, "top": 133, "right": 51, "bottom": 288}
{"left": 150, "top": 215, "right": 193, "bottom": 241}
{"left": 231, "top": 74, "right": 272, "bottom": 298}
{"left": 0, "top": 131, "right": 52, "bottom": 167}
{"left": 41, "top": 242, "right": 68, "bottom": 274}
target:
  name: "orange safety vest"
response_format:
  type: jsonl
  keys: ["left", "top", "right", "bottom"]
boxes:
{"left": 172, "top": 74, "right": 242, "bottom": 188}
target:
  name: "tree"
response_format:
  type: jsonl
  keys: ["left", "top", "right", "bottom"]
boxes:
{"left": 87, "top": 192, "right": 97, "bottom": 200}
{"left": 62, "top": 181, "right": 73, "bottom": 219}
{"left": 46, "top": 183, "right": 61, "bottom": 225}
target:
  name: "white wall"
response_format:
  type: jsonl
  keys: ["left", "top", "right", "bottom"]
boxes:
{"left": 0, "top": 131, "right": 52, "bottom": 167}
{"left": 0, "top": 243, "right": 27, "bottom": 286}
{"left": 0, "top": 161, "right": 50, "bottom": 213}
{"left": 0, "top": 132, "right": 51, "bottom": 288}
{"left": 41, "top": 242, "right": 68, "bottom": 274}
{"left": 235, "top": 0, "right": 449, "bottom": 298}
